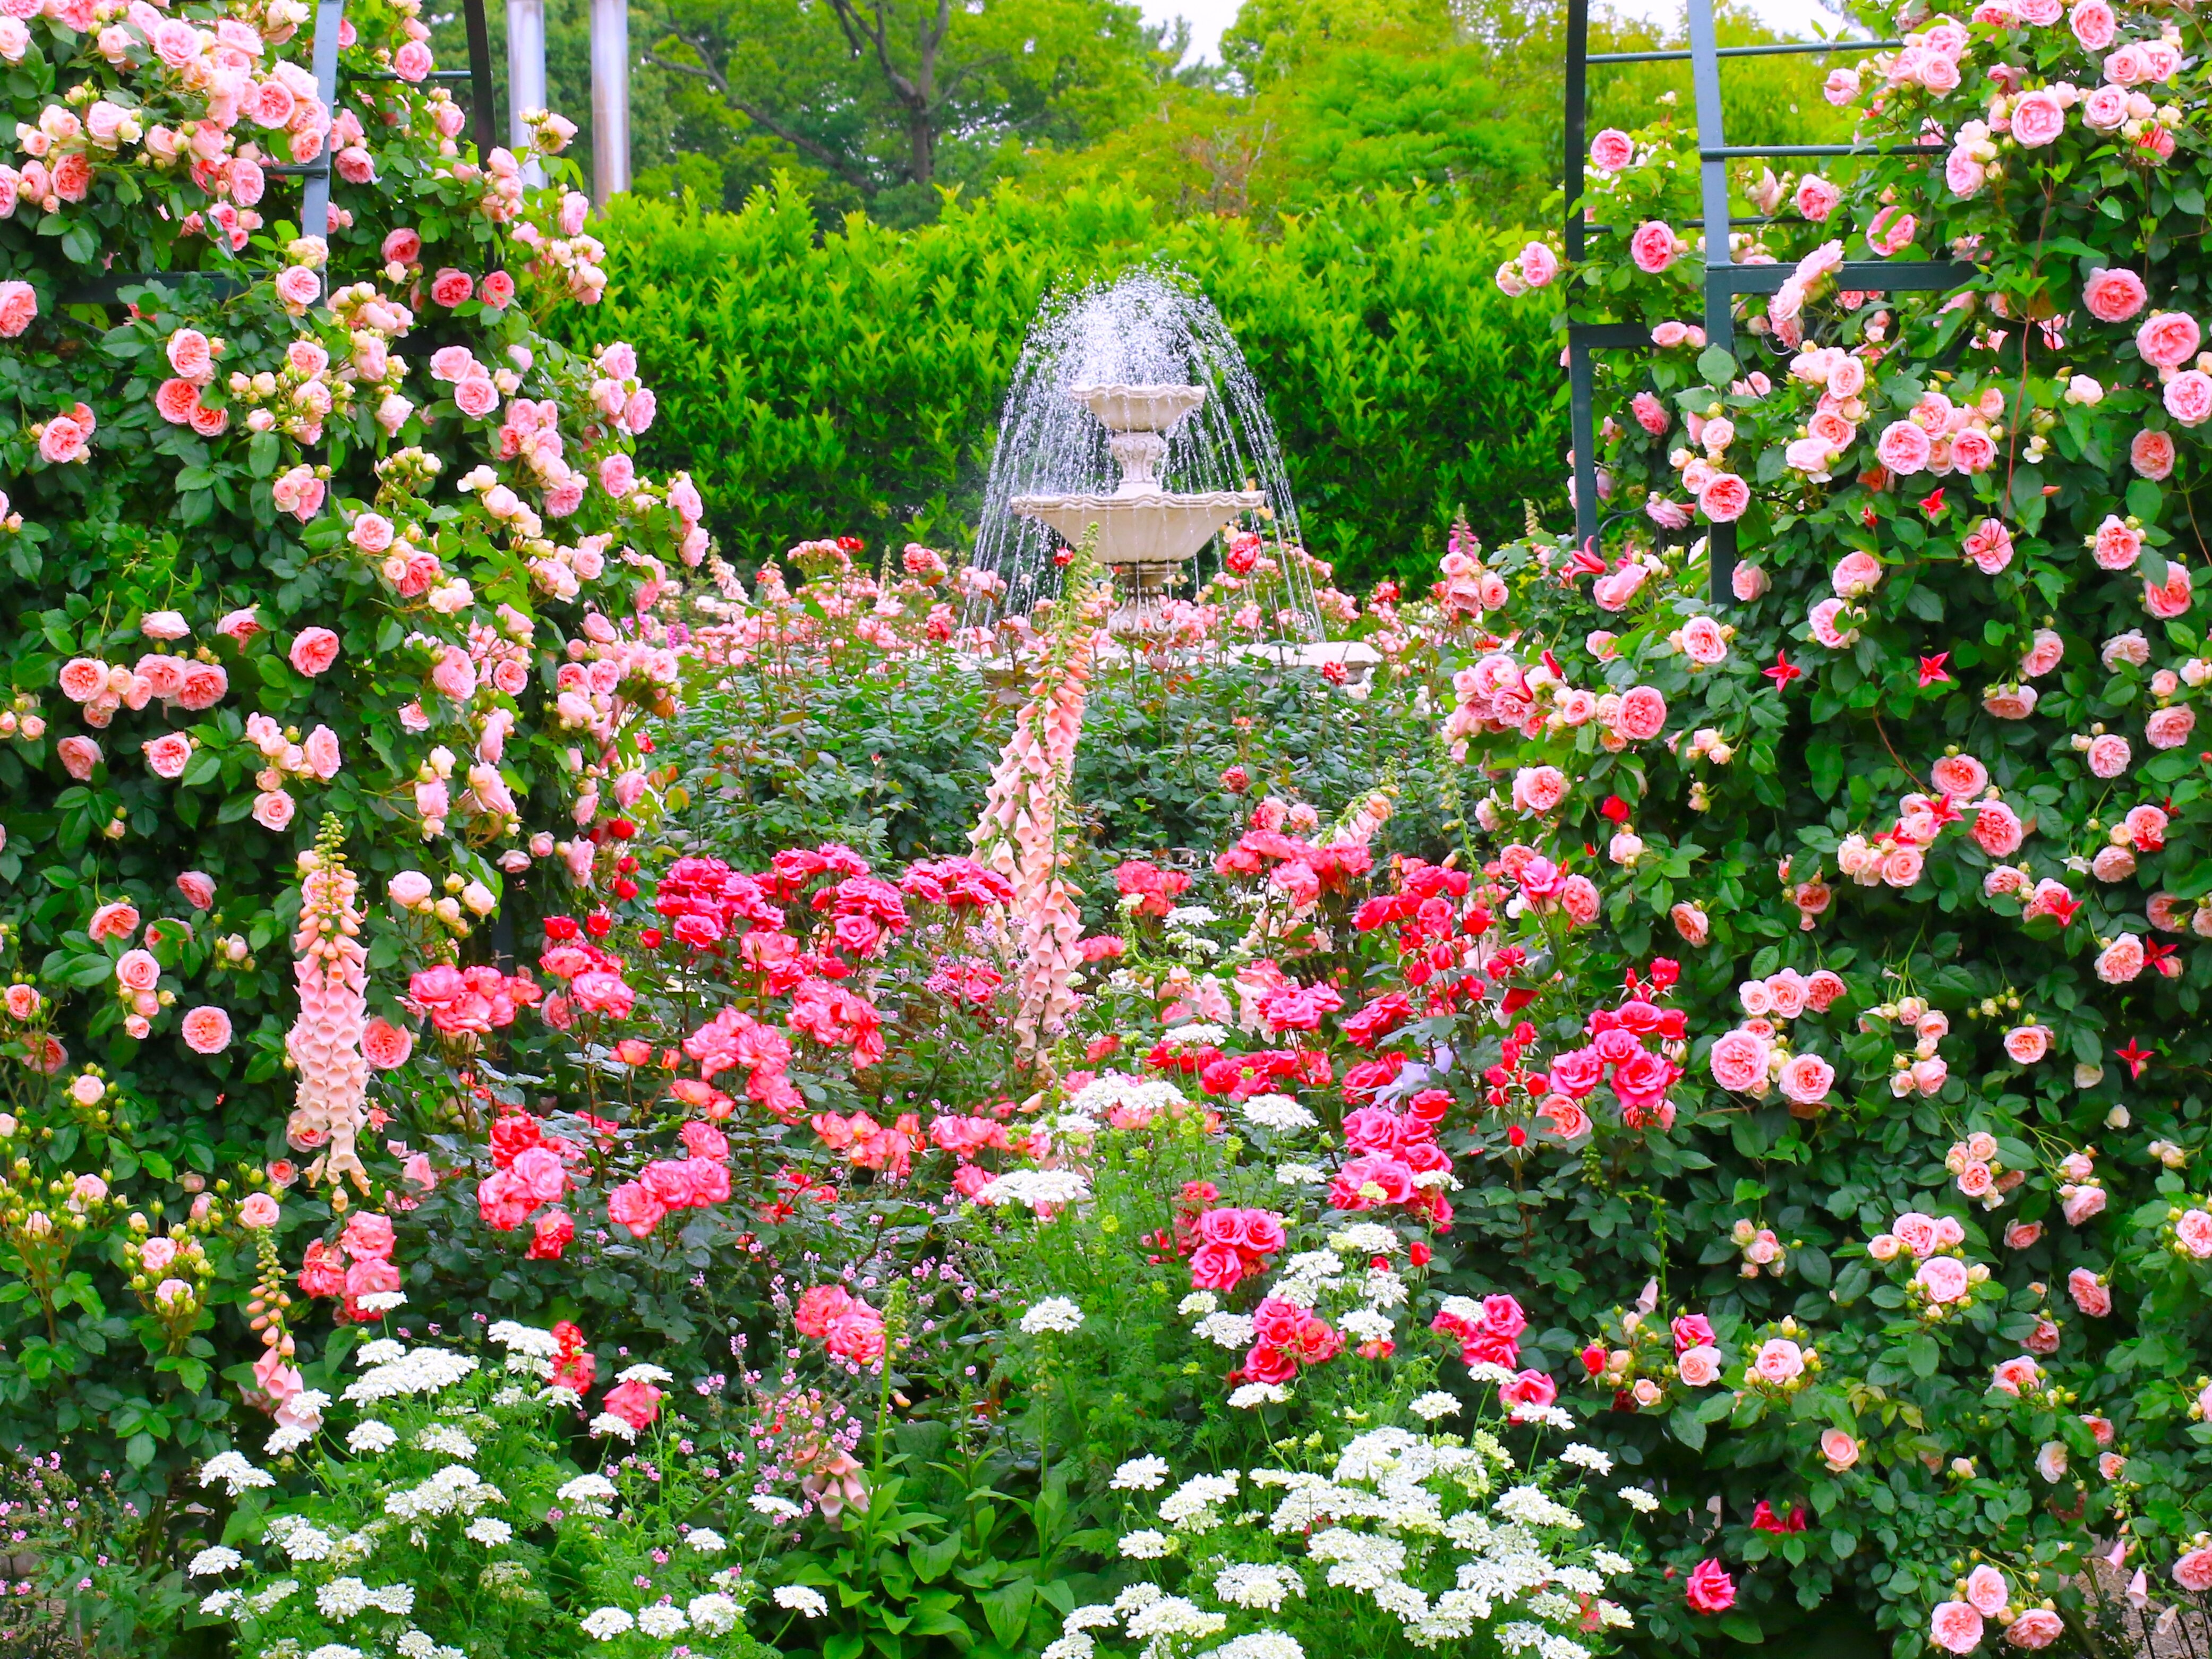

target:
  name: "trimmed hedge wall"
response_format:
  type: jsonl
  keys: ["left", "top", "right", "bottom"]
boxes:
{"left": 553, "top": 181, "right": 1566, "bottom": 588}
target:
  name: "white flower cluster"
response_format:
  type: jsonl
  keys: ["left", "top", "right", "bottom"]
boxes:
{"left": 1060, "top": 1418, "right": 1634, "bottom": 1656}
{"left": 341, "top": 1344, "right": 480, "bottom": 1405}
{"left": 1020, "top": 1296, "right": 1087, "bottom": 1335}
{"left": 385, "top": 1464, "right": 503, "bottom": 1521}
{"left": 556, "top": 1472, "right": 620, "bottom": 1516}
{"left": 1066, "top": 1073, "right": 1191, "bottom": 1119}
{"left": 1241, "top": 1093, "right": 1320, "bottom": 1132}
{"left": 972, "top": 1169, "right": 1093, "bottom": 1209}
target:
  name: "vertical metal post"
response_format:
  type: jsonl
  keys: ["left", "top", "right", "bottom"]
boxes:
{"left": 508, "top": 0, "right": 547, "bottom": 184}
{"left": 590, "top": 0, "right": 630, "bottom": 201}
{"left": 302, "top": 0, "right": 345, "bottom": 237}
{"left": 1686, "top": 0, "right": 1737, "bottom": 598}
{"left": 1565, "top": 0, "right": 1599, "bottom": 552}
{"left": 464, "top": 0, "right": 499, "bottom": 159}
{"left": 1564, "top": 0, "right": 1588, "bottom": 268}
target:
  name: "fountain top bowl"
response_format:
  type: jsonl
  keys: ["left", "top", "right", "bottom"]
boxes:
{"left": 1071, "top": 383, "right": 1206, "bottom": 434}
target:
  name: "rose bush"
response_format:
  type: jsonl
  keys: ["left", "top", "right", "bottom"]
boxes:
{"left": 0, "top": 0, "right": 695, "bottom": 1517}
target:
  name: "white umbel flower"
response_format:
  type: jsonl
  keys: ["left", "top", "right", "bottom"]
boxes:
{"left": 579, "top": 1607, "right": 634, "bottom": 1639}
{"left": 689, "top": 1593, "right": 740, "bottom": 1635}
{"left": 346, "top": 1420, "right": 398, "bottom": 1454}
{"left": 774, "top": 1584, "right": 830, "bottom": 1617}
{"left": 464, "top": 1518, "right": 514, "bottom": 1546}
{"left": 1410, "top": 1391, "right": 1461, "bottom": 1421}
{"left": 636, "top": 1605, "right": 688, "bottom": 1637}
{"left": 1020, "top": 1297, "right": 1086, "bottom": 1335}
{"left": 187, "top": 1546, "right": 243, "bottom": 1577}
{"left": 1111, "top": 1455, "right": 1171, "bottom": 1491}
{"left": 197, "top": 1452, "right": 274, "bottom": 1495}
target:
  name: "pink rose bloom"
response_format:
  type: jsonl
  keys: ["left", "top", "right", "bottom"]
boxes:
{"left": 1914, "top": 1255, "right": 1970, "bottom": 1304}
{"left": 1615, "top": 685, "right": 1667, "bottom": 741}
{"left": 252, "top": 790, "right": 296, "bottom": 831}
{"left": 0, "top": 280, "right": 35, "bottom": 339}
{"left": 2002, "top": 1024, "right": 2050, "bottom": 1064}
{"left": 603, "top": 1379, "right": 662, "bottom": 1430}
{"left": 2011, "top": 89, "right": 2066, "bottom": 145}
{"left": 1965, "top": 1566, "right": 2009, "bottom": 1619}
{"left": 2007, "top": 1611, "right": 2062, "bottom": 1650}
{"left": 1677, "top": 1344, "right": 1723, "bottom": 1387}
{"left": 2084, "top": 266, "right": 2146, "bottom": 321}
{"left": 1589, "top": 128, "right": 1635, "bottom": 171}
{"left": 1969, "top": 800, "right": 2025, "bottom": 858}
{"left": 1672, "top": 903, "right": 1710, "bottom": 945}
{"left": 1950, "top": 429, "right": 1997, "bottom": 473}
{"left": 1632, "top": 391, "right": 1669, "bottom": 435}
{"left": 2165, "top": 370, "right": 2212, "bottom": 426}
{"left": 1932, "top": 1602, "right": 1985, "bottom": 1654}
{"left": 477, "top": 1168, "right": 534, "bottom": 1230}
{"left": 607, "top": 1178, "right": 665, "bottom": 1237}
{"left": 1629, "top": 220, "right": 1680, "bottom": 274}
{"left": 1512, "top": 765, "right": 1568, "bottom": 814}
{"left": 1930, "top": 754, "right": 1989, "bottom": 797}
{"left": 429, "top": 267, "right": 474, "bottom": 307}
{"left": 1686, "top": 1560, "right": 1736, "bottom": 1613}
{"left": 2003, "top": 1221, "right": 2043, "bottom": 1250}
{"left": 142, "top": 732, "right": 193, "bottom": 779}
{"left": 363, "top": 1018, "right": 413, "bottom": 1069}
{"left": 236, "top": 1191, "right": 279, "bottom": 1228}
{"left": 2130, "top": 428, "right": 2176, "bottom": 479}
{"left": 2087, "top": 733, "right": 2132, "bottom": 778}
{"left": 2062, "top": 1184, "right": 2105, "bottom": 1227}
{"left": 1821, "top": 1428, "right": 1859, "bottom": 1470}
{"left": 88, "top": 901, "right": 139, "bottom": 942}
{"left": 2138, "top": 310, "right": 2202, "bottom": 368}
{"left": 2175, "top": 1549, "right": 2212, "bottom": 1594}
{"left": 56, "top": 734, "right": 100, "bottom": 781}
{"left": 1519, "top": 242, "right": 1559, "bottom": 288}
{"left": 112, "top": 950, "right": 159, "bottom": 996}
{"left": 2067, "top": 1266, "right": 2111, "bottom": 1316}
{"left": 1698, "top": 472, "right": 1750, "bottom": 522}
{"left": 1992, "top": 1356, "right": 2043, "bottom": 1397}
{"left": 1875, "top": 420, "right": 1933, "bottom": 474}
{"left": 2147, "top": 705, "right": 2197, "bottom": 749}
{"left": 2069, "top": 0, "right": 2115, "bottom": 47}
{"left": 1882, "top": 846, "right": 1925, "bottom": 888}
{"left": 1778, "top": 1053, "right": 1834, "bottom": 1105}
{"left": 1794, "top": 174, "right": 1840, "bottom": 220}
{"left": 289, "top": 627, "right": 340, "bottom": 675}
{"left": 2145, "top": 564, "right": 2195, "bottom": 619}
{"left": 2176, "top": 1207, "right": 2212, "bottom": 1258}
{"left": 383, "top": 227, "right": 423, "bottom": 264}
{"left": 1755, "top": 1338, "right": 1806, "bottom": 1385}
{"left": 180, "top": 1005, "right": 232, "bottom": 1055}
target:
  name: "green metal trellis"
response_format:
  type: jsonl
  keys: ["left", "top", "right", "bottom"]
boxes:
{"left": 1561, "top": 0, "right": 1976, "bottom": 600}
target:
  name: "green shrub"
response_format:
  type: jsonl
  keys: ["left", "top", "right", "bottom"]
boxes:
{"left": 551, "top": 181, "right": 1567, "bottom": 589}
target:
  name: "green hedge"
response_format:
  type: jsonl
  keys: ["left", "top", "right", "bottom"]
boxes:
{"left": 553, "top": 181, "right": 1566, "bottom": 589}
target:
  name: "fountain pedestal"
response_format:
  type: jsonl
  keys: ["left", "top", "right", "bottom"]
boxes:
{"left": 1011, "top": 383, "right": 1263, "bottom": 633}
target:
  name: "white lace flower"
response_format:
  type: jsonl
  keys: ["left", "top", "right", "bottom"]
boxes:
{"left": 1410, "top": 1391, "right": 1461, "bottom": 1421}
{"left": 199, "top": 1589, "right": 242, "bottom": 1616}
{"left": 1327, "top": 1223, "right": 1398, "bottom": 1255}
{"left": 1042, "top": 1637, "right": 1095, "bottom": 1659}
{"left": 265, "top": 1516, "right": 334, "bottom": 1562}
{"left": 1496, "top": 1485, "right": 1582, "bottom": 1529}
{"left": 1339, "top": 1308, "right": 1394, "bottom": 1342}
{"left": 197, "top": 1452, "right": 274, "bottom": 1495}
{"left": 1177, "top": 1291, "right": 1219, "bottom": 1316}
{"left": 1559, "top": 1443, "right": 1613, "bottom": 1475}
{"left": 684, "top": 1527, "right": 728, "bottom": 1552}
{"left": 1618, "top": 1485, "right": 1660, "bottom": 1513}
{"left": 355, "top": 1339, "right": 406, "bottom": 1367}
{"left": 1119, "top": 1529, "right": 1171, "bottom": 1559}
{"left": 415, "top": 1424, "right": 476, "bottom": 1459}
{"left": 316, "top": 1577, "right": 374, "bottom": 1619}
{"left": 637, "top": 1605, "right": 687, "bottom": 1637}
{"left": 748, "top": 1493, "right": 801, "bottom": 1520}
{"left": 579, "top": 1606, "right": 635, "bottom": 1639}
{"left": 1215, "top": 1562, "right": 1304, "bottom": 1610}
{"left": 1065, "top": 1603, "right": 1118, "bottom": 1630}
{"left": 1243, "top": 1094, "right": 1319, "bottom": 1132}
{"left": 972, "top": 1169, "right": 1092, "bottom": 1208}
{"left": 353, "top": 1291, "right": 407, "bottom": 1313}
{"left": 246, "top": 1579, "right": 300, "bottom": 1614}
{"left": 689, "top": 1593, "right": 740, "bottom": 1635}
{"left": 464, "top": 1518, "right": 514, "bottom": 1546}
{"left": 304, "top": 1646, "right": 366, "bottom": 1659}
{"left": 1158, "top": 1474, "right": 1239, "bottom": 1526}
{"left": 1276, "top": 1162, "right": 1326, "bottom": 1184}
{"left": 616, "top": 1362, "right": 674, "bottom": 1384}
{"left": 1124, "top": 1595, "right": 1225, "bottom": 1641}
{"left": 1020, "top": 1297, "right": 1086, "bottom": 1335}
{"left": 1111, "top": 1455, "right": 1171, "bottom": 1491}
{"left": 1211, "top": 1636, "right": 1305, "bottom": 1659}
{"left": 188, "top": 1546, "right": 243, "bottom": 1577}
{"left": 590, "top": 1412, "right": 638, "bottom": 1441}
{"left": 486, "top": 1321, "right": 560, "bottom": 1356}
{"left": 775, "top": 1585, "right": 830, "bottom": 1617}
{"left": 558, "top": 1473, "right": 619, "bottom": 1515}
{"left": 342, "top": 1346, "right": 478, "bottom": 1405}
{"left": 1593, "top": 1548, "right": 1634, "bottom": 1576}
{"left": 1193, "top": 1312, "right": 1257, "bottom": 1349}
{"left": 346, "top": 1420, "right": 398, "bottom": 1455}
{"left": 1230, "top": 1382, "right": 1292, "bottom": 1408}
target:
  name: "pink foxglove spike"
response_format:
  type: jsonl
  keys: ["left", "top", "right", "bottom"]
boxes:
{"left": 2104, "top": 1538, "right": 2128, "bottom": 1568}
{"left": 2126, "top": 1568, "right": 2148, "bottom": 1608}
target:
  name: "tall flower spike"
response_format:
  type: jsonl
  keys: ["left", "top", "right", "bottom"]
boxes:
{"left": 971, "top": 529, "right": 1111, "bottom": 1050}
{"left": 285, "top": 815, "right": 371, "bottom": 1190}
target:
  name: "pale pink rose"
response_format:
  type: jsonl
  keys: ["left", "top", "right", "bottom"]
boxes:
{"left": 1513, "top": 765, "right": 1569, "bottom": 815}
{"left": 87, "top": 902, "right": 138, "bottom": 942}
{"left": 2164, "top": 371, "right": 2212, "bottom": 427}
{"left": 180, "top": 1005, "right": 233, "bottom": 1054}
{"left": 39, "top": 415, "right": 89, "bottom": 465}
{"left": 2131, "top": 429, "right": 2176, "bottom": 480}
{"left": 303, "top": 724, "right": 341, "bottom": 780}
{"left": 115, "top": 948, "right": 160, "bottom": 993}
{"left": 2007, "top": 1611, "right": 2063, "bottom": 1649}
{"left": 430, "top": 647, "right": 477, "bottom": 702}
{"left": 2086, "top": 733, "right": 2132, "bottom": 778}
{"left": 0, "top": 280, "right": 35, "bottom": 339}
{"left": 1893, "top": 1212, "right": 1938, "bottom": 1256}
{"left": 2082, "top": 83, "right": 2130, "bottom": 130}
{"left": 2083, "top": 266, "right": 2145, "bottom": 322}
{"left": 289, "top": 627, "right": 340, "bottom": 675}
{"left": 363, "top": 1017, "right": 413, "bottom": 1069}
{"left": 2020, "top": 628, "right": 2063, "bottom": 678}
{"left": 1914, "top": 1255, "right": 1971, "bottom": 1304}
{"left": 1929, "top": 755, "right": 1989, "bottom": 798}
{"left": 1876, "top": 420, "right": 1933, "bottom": 474}
{"left": 2003, "top": 1025, "right": 2050, "bottom": 1064}
{"left": 2147, "top": 705, "right": 2196, "bottom": 749}
{"left": 2176, "top": 1208, "right": 2212, "bottom": 1258}
{"left": 142, "top": 732, "right": 193, "bottom": 778}
{"left": 2138, "top": 310, "right": 2203, "bottom": 368}
{"left": 1778, "top": 1053, "right": 1834, "bottom": 1105}
{"left": 1629, "top": 220, "right": 1680, "bottom": 274}
{"left": 1809, "top": 598, "right": 1858, "bottom": 648}
{"left": 1632, "top": 391, "right": 1670, "bottom": 435}
{"left": 1832, "top": 550, "right": 1883, "bottom": 597}
{"left": 1560, "top": 875, "right": 1601, "bottom": 926}
{"left": 1677, "top": 1345, "right": 1723, "bottom": 1387}
{"left": 57, "top": 657, "right": 108, "bottom": 703}
{"left": 1882, "top": 846, "right": 1925, "bottom": 888}
{"left": 2067, "top": 1267, "right": 2111, "bottom": 1316}
{"left": 2175, "top": 1549, "right": 2212, "bottom": 1594}
{"left": 2011, "top": 89, "right": 2066, "bottom": 145}
{"left": 1754, "top": 1338, "right": 1805, "bottom": 1384}
{"left": 2036, "top": 1440, "right": 2069, "bottom": 1481}
{"left": 454, "top": 374, "right": 500, "bottom": 419}
{"left": 1672, "top": 903, "right": 1710, "bottom": 945}
{"left": 1950, "top": 428, "right": 1997, "bottom": 474}
{"left": 1991, "top": 1356, "right": 2042, "bottom": 1396}
{"left": 394, "top": 38, "right": 434, "bottom": 80}
{"left": 1589, "top": 128, "right": 1635, "bottom": 171}
{"left": 1615, "top": 685, "right": 1667, "bottom": 741}
{"left": 2145, "top": 565, "right": 2195, "bottom": 619}
{"left": 1965, "top": 1566, "right": 2009, "bottom": 1619}
{"left": 252, "top": 790, "right": 296, "bottom": 832}
{"left": 1957, "top": 1160, "right": 1995, "bottom": 1197}
{"left": 2003, "top": 1221, "right": 2043, "bottom": 1250}
{"left": 348, "top": 512, "right": 394, "bottom": 553}
{"left": 56, "top": 736, "right": 100, "bottom": 780}
{"left": 1794, "top": 175, "right": 1840, "bottom": 221}
{"left": 1709, "top": 1028, "right": 1770, "bottom": 1092}
{"left": 1821, "top": 1428, "right": 1858, "bottom": 1470}
{"left": 2063, "top": 1185, "right": 2107, "bottom": 1225}
{"left": 176, "top": 871, "right": 215, "bottom": 911}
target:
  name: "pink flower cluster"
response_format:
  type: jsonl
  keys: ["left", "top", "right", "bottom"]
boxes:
{"left": 795, "top": 1284, "right": 886, "bottom": 1365}
{"left": 1186, "top": 1206, "right": 1288, "bottom": 1292}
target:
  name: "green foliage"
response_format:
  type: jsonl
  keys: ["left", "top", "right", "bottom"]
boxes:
{"left": 554, "top": 179, "right": 1567, "bottom": 590}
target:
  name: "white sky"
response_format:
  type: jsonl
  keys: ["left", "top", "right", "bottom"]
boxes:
{"left": 1144, "top": 0, "right": 1855, "bottom": 65}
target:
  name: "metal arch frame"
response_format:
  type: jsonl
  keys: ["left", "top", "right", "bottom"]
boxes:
{"left": 63, "top": 0, "right": 499, "bottom": 304}
{"left": 1561, "top": 0, "right": 1975, "bottom": 602}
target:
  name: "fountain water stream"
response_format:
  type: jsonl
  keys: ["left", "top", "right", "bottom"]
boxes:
{"left": 968, "top": 268, "right": 1322, "bottom": 638}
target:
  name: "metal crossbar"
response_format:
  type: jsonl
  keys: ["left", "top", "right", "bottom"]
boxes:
{"left": 1561, "top": 0, "right": 1977, "bottom": 600}
{"left": 62, "top": 0, "right": 498, "bottom": 306}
